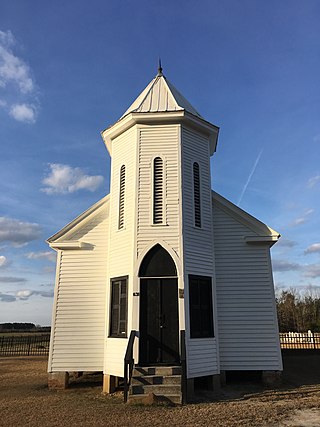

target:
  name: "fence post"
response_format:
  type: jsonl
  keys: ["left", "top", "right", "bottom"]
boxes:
{"left": 27, "top": 335, "right": 31, "bottom": 356}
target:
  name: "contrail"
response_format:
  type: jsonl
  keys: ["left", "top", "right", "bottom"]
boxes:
{"left": 237, "top": 149, "right": 263, "bottom": 206}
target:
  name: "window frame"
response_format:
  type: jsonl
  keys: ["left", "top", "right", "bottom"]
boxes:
{"left": 118, "top": 165, "right": 126, "bottom": 230}
{"left": 109, "top": 276, "right": 128, "bottom": 338}
{"left": 188, "top": 275, "right": 214, "bottom": 339}
{"left": 193, "top": 162, "right": 201, "bottom": 228}
{"left": 152, "top": 156, "right": 165, "bottom": 225}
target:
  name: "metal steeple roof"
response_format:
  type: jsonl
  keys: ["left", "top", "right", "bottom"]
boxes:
{"left": 120, "top": 70, "right": 203, "bottom": 119}
{"left": 101, "top": 67, "right": 219, "bottom": 157}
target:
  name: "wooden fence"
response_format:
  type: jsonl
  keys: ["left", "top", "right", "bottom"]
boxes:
{"left": 280, "top": 331, "right": 320, "bottom": 350}
{"left": 0, "top": 334, "right": 50, "bottom": 356}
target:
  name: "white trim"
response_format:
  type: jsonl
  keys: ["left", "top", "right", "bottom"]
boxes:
{"left": 151, "top": 155, "right": 166, "bottom": 225}
{"left": 47, "top": 250, "right": 62, "bottom": 372}
{"left": 47, "top": 195, "right": 109, "bottom": 243}
{"left": 192, "top": 161, "right": 202, "bottom": 228}
{"left": 48, "top": 241, "right": 92, "bottom": 250}
{"left": 212, "top": 190, "right": 280, "bottom": 238}
{"left": 101, "top": 111, "right": 219, "bottom": 157}
{"left": 134, "top": 240, "right": 182, "bottom": 278}
{"left": 118, "top": 164, "right": 126, "bottom": 230}
{"left": 245, "top": 235, "right": 279, "bottom": 246}
{"left": 266, "top": 248, "right": 284, "bottom": 371}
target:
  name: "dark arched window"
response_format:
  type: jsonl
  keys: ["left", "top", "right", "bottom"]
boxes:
{"left": 153, "top": 157, "right": 164, "bottom": 224}
{"left": 193, "top": 162, "right": 201, "bottom": 227}
{"left": 118, "top": 165, "right": 125, "bottom": 229}
{"left": 139, "top": 244, "right": 177, "bottom": 277}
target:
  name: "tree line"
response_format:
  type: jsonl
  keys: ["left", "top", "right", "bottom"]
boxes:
{"left": 1, "top": 290, "right": 320, "bottom": 333}
{"left": 276, "top": 289, "right": 320, "bottom": 332}
{"left": 0, "top": 323, "right": 50, "bottom": 332}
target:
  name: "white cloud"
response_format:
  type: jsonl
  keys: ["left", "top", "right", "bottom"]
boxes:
{"left": 304, "top": 243, "right": 320, "bottom": 255}
{"left": 0, "top": 255, "right": 8, "bottom": 268}
{"left": 0, "top": 216, "right": 42, "bottom": 247}
{"left": 26, "top": 251, "right": 56, "bottom": 263}
{"left": 0, "top": 30, "right": 34, "bottom": 93}
{"left": 276, "top": 238, "right": 297, "bottom": 248}
{"left": 9, "top": 103, "right": 36, "bottom": 123}
{"left": 0, "top": 288, "right": 54, "bottom": 303}
{"left": 304, "top": 264, "right": 320, "bottom": 279}
{"left": 272, "top": 259, "right": 301, "bottom": 272}
{"left": 308, "top": 175, "right": 320, "bottom": 189}
{"left": 0, "top": 276, "right": 26, "bottom": 283}
{"left": 17, "top": 289, "right": 53, "bottom": 300}
{"left": 16, "top": 289, "right": 33, "bottom": 300}
{"left": 0, "top": 30, "right": 15, "bottom": 47}
{"left": 0, "top": 30, "right": 39, "bottom": 123}
{"left": 289, "top": 209, "right": 314, "bottom": 227}
{"left": 41, "top": 163, "right": 104, "bottom": 194}
{"left": 0, "top": 292, "right": 16, "bottom": 302}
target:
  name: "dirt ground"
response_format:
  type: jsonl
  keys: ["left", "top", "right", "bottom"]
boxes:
{"left": 1, "top": 353, "right": 320, "bottom": 427}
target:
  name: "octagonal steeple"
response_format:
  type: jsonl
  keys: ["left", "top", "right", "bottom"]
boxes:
{"left": 101, "top": 69, "right": 219, "bottom": 156}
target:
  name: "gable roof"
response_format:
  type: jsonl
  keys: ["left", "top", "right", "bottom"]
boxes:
{"left": 120, "top": 72, "right": 202, "bottom": 119}
{"left": 47, "top": 195, "right": 109, "bottom": 248}
{"left": 212, "top": 191, "right": 280, "bottom": 245}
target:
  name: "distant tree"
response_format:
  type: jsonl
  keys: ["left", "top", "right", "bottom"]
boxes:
{"left": 0, "top": 322, "right": 36, "bottom": 331}
{"left": 276, "top": 288, "right": 320, "bottom": 332}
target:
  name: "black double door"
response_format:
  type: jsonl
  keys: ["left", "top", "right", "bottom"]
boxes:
{"left": 139, "top": 278, "right": 179, "bottom": 365}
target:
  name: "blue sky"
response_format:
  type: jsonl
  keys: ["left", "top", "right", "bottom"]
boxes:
{"left": 0, "top": 0, "right": 319, "bottom": 325}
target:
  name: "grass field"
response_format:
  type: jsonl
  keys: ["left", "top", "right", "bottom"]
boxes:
{"left": 1, "top": 353, "right": 320, "bottom": 426}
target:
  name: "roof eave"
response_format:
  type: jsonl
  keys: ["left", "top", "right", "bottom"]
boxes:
{"left": 47, "top": 194, "right": 109, "bottom": 244}
{"left": 212, "top": 190, "right": 280, "bottom": 240}
{"left": 101, "top": 111, "right": 219, "bottom": 156}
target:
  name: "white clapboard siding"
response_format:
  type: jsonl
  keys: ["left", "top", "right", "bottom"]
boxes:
{"left": 137, "top": 125, "right": 180, "bottom": 257}
{"left": 49, "top": 204, "right": 109, "bottom": 372}
{"left": 108, "top": 127, "right": 136, "bottom": 278}
{"left": 104, "top": 338, "right": 128, "bottom": 377}
{"left": 181, "top": 126, "right": 219, "bottom": 377}
{"left": 181, "top": 126, "right": 214, "bottom": 276}
{"left": 213, "top": 200, "right": 282, "bottom": 371}
{"left": 104, "top": 128, "right": 137, "bottom": 376}
{"left": 187, "top": 338, "right": 218, "bottom": 378}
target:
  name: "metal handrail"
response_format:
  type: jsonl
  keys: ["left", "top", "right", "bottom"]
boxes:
{"left": 123, "top": 330, "right": 137, "bottom": 403}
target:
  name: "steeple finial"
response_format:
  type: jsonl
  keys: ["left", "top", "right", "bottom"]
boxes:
{"left": 157, "top": 58, "right": 163, "bottom": 76}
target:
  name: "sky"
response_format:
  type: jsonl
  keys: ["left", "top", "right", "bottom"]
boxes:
{"left": 0, "top": 0, "right": 320, "bottom": 325}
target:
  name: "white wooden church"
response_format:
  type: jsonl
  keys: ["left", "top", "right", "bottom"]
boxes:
{"left": 47, "top": 67, "right": 282, "bottom": 403}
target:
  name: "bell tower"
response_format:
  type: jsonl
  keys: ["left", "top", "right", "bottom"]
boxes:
{"left": 101, "top": 68, "right": 220, "bottom": 393}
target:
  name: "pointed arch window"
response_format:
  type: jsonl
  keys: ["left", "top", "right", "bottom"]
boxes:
{"left": 118, "top": 165, "right": 125, "bottom": 229}
{"left": 153, "top": 157, "right": 164, "bottom": 224}
{"left": 193, "top": 162, "right": 201, "bottom": 227}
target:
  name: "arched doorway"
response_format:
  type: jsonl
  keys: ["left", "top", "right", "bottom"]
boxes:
{"left": 139, "top": 244, "right": 179, "bottom": 365}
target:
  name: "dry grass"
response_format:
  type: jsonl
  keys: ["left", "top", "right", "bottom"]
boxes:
{"left": 1, "top": 356, "right": 320, "bottom": 426}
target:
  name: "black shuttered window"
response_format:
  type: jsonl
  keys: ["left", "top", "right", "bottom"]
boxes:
{"left": 110, "top": 277, "right": 128, "bottom": 337}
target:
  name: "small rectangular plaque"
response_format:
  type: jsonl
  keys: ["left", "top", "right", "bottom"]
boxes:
{"left": 179, "top": 289, "right": 184, "bottom": 299}
{"left": 133, "top": 292, "right": 139, "bottom": 296}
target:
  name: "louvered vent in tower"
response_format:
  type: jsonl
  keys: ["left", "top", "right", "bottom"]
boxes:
{"left": 153, "top": 157, "right": 163, "bottom": 224}
{"left": 118, "top": 165, "right": 125, "bottom": 229}
{"left": 193, "top": 162, "right": 201, "bottom": 227}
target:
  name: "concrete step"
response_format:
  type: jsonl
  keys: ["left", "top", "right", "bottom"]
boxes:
{"left": 131, "top": 383, "right": 181, "bottom": 395}
{"left": 131, "top": 374, "right": 181, "bottom": 386}
{"left": 128, "top": 393, "right": 182, "bottom": 405}
{"left": 133, "top": 366, "right": 182, "bottom": 376}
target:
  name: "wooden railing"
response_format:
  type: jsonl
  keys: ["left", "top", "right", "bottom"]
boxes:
{"left": 123, "top": 330, "right": 137, "bottom": 403}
